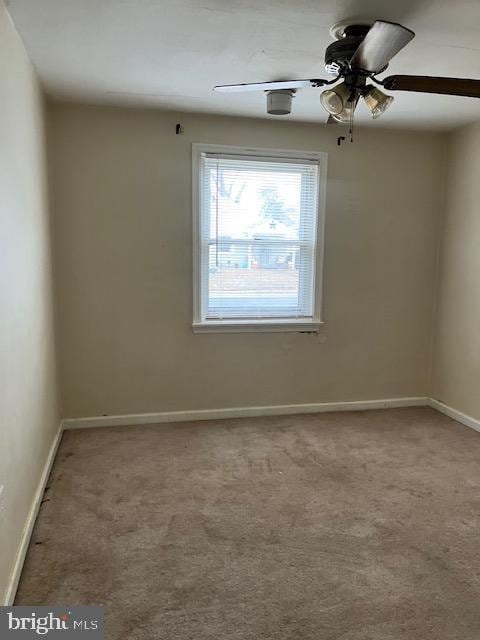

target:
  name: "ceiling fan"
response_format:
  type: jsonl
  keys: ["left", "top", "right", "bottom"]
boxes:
{"left": 214, "top": 20, "right": 480, "bottom": 127}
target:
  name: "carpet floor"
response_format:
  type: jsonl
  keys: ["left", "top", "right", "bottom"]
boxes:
{"left": 15, "top": 407, "right": 480, "bottom": 639}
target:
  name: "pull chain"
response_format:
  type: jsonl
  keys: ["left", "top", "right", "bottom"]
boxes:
{"left": 348, "top": 92, "right": 356, "bottom": 143}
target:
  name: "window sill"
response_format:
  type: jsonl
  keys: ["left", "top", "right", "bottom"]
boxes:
{"left": 192, "top": 320, "right": 323, "bottom": 334}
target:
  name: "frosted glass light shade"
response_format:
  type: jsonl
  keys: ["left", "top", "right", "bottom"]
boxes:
{"left": 363, "top": 86, "right": 394, "bottom": 119}
{"left": 320, "top": 82, "right": 352, "bottom": 115}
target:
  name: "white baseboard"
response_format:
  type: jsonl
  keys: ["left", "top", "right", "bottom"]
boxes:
{"left": 428, "top": 398, "right": 480, "bottom": 434}
{"left": 2, "top": 422, "right": 64, "bottom": 606}
{"left": 62, "top": 397, "right": 429, "bottom": 430}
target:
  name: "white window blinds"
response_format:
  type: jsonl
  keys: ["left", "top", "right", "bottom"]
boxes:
{"left": 196, "top": 149, "right": 322, "bottom": 325}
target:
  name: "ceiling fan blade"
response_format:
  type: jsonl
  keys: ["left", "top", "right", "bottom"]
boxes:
{"left": 214, "top": 79, "right": 327, "bottom": 92}
{"left": 350, "top": 20, "right": 415, "bottom": 73}
{"left": 382, "top": 75, "right": 480, "bottom": 98}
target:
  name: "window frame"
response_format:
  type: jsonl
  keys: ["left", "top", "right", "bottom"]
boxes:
{"left": 192, "top": 143, "right": 327, "bottom": 333}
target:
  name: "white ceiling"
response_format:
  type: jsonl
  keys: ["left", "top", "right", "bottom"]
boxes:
{"left": 5, "top": 0, "right": 480, "bottom": 129}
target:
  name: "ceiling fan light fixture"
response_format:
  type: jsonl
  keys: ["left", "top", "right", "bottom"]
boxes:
{"left": 266, "top": 89, "right": 294, "bottom": 115}
{"left": 320, "top": 81, "right": 351, "bottom": 115}
{"left": 329, "top": 101, "right": 357, "bottom": 123}
{"left": 363, "top": 85, "right": 394, "bottom": 119}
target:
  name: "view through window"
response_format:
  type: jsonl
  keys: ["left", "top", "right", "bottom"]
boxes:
{"left": 194, "top": 146, "right": 325, "bottom": 330}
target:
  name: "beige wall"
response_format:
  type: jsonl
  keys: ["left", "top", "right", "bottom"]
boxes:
{"left": 0, "top": 3, "right": 60, "bottom": 602}
{"left": 48, "top": 102, "right": 446, "bottom": 419}
{"left": 431, "top": 122, "right": 480, "bottom": 421}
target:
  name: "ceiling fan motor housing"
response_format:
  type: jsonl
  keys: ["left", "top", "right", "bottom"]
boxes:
{"left": 324, "top": 24, "right": 374, "bottom": 75}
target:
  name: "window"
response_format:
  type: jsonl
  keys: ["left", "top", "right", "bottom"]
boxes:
{"left": 192, "top": 144, "right": 327, "bottom": 332}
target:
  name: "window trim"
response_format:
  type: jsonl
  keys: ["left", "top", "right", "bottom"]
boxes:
{"left": 192, "top": 143, "right": 327, "bottom": 334}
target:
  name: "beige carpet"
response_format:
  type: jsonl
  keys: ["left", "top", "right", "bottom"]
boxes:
{"left": 15, "top": 407, "right": 480, "bottom": 639}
